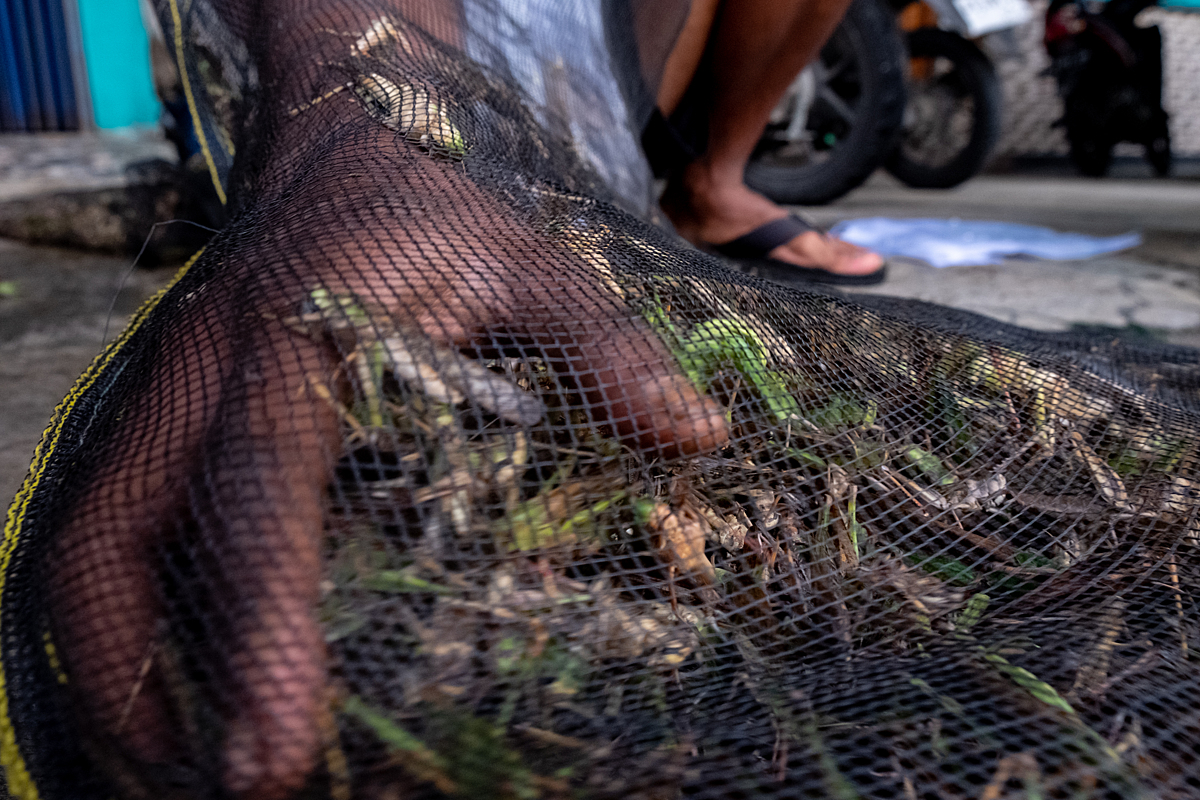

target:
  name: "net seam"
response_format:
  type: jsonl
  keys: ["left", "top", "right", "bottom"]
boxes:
{"left": 169, "top": 0, "right": 228, "bottom": 206}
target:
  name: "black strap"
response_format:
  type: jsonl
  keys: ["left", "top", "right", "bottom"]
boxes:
{"left": 711, "top": 215, "right": 817, "bottom": 259}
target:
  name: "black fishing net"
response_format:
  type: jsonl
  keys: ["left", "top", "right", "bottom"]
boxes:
{"left": 6, "top": 2, "right": 1200, "bottom": 799}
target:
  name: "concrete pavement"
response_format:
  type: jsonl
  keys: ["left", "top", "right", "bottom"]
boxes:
{"left": 801, "top": 171, "right": 1200, "bottom": 346}
{"left": 0, "top": 240, "right": 171, "bottom": 507}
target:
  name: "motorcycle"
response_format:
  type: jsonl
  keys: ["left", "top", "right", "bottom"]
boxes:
{"left": 884, "top": 0, "right": 1023, "bottom": 188}
{"left": 747, "top": 0, "right": 1029, "bottom": 204}
{"left": 745, "top": 0, "right": 908, "bottom": 206}
{"left": 1043, "top": 0, "right": 1170, "bottom": 177}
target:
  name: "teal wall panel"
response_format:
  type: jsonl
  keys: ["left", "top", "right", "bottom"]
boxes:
{"left": 76, "top": 0, "right": 158, "bottom": 128}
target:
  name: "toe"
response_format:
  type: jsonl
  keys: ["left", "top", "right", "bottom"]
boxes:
{"left": 770, "top": 231, "right": 884, "bottom": 276}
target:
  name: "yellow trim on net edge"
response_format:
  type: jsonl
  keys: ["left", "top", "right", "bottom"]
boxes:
{"left": 0, "top": 247, "right": 206, "bottom": 800}
{"left": 169, "top": 0, "right": 228, "bottom": 206}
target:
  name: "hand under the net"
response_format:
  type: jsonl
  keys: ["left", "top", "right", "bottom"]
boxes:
{"left": 47, "top": 127, "right": 728, "bottom": 800}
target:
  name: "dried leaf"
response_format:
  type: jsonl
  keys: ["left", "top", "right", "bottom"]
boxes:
{"left": 642, "top": 502, "right": 717, "bottom": 586}
{"left": 1067, "top": 430, "right": 1132, "bottom": 511}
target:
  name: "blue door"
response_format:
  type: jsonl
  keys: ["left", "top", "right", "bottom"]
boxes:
{"left": 0, "top": 0, "right": 81, "bottom": 131}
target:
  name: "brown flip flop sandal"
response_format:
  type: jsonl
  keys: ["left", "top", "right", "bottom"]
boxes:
{"left": 709, "top": 215, "right": 887, "bottom": 287}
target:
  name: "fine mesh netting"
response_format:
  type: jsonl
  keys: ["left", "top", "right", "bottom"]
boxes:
{"left": 6, "top": 2, "right": 1200, "bottom": 799}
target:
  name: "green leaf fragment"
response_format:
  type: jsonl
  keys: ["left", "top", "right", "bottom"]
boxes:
{"left": 362, "top": 570, "right": 455, "bottom": 594}
{"left": 310, "top": 288, "right": 371, "bottom": 326}
{"left": 343, "top": 698, "right": 540, "bottom": 800}
{"left": 343, "top": 697, "right": 459, "bottom": 794}
{"left": 911, "top": 555, "right": 975, "bottom": 586}
{"left": 807, "top": 394, "right": 873, "bottom": 431}
{"left": 904, "top": 446, "right": 956, "bottom": 486}
{"left": 646, "top": 308, "right": 800, "bottom": 421}
{"left": 910, "top": 677, "right": 965, "bottom": 717}
{"left": 846, "top": 494, "right": 861, "bottom": 560}
{"left": 955, "top": 593, "right": 990, "bottom": 634}
{"left": 787, "top": 447, "right": 827, "bottom": 469}
{"left": 982, "top": 653, "right": 1075, "bottom": 714}
{"left": 1013, "top": 551, "right": 1055, "bottom": 568}
{"left": 503, "top": 490, "right": 625, "bottom": 551}
{"left": 344, "top": 696, "right": 441, "bottom": 755}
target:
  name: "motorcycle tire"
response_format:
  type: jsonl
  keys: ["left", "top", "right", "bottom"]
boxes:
{"left": 745, "top": 0, "right": 906, "bottom": 206}
{"left": 884, "top": 29, "right": 1002, "bottom": 189}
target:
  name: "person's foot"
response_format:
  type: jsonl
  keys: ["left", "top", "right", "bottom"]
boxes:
{"left": 661, "top": 162, "right": 884, "bottom": 278}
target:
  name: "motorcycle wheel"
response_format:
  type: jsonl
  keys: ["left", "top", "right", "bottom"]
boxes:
{"left": 745, "top": 0, "right": 906, "bottom": 206}
{"left": 884, "top": 29, "right": 1002, "bottom": 189}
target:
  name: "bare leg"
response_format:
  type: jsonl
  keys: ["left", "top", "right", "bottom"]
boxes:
{"left": 658, "top": 0, "right": 884, "bottom": 277}
{"left": 657, "top": 0, "right": 722, "bottom": 117}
